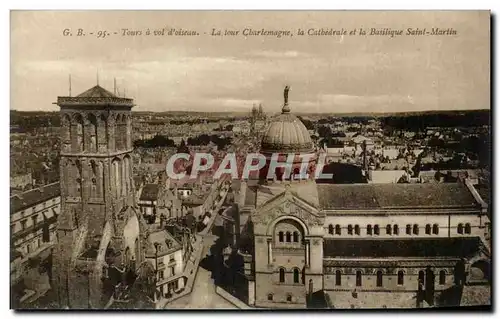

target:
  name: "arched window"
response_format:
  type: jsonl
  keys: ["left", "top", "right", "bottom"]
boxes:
{"left": 286, "top": 232, "right": 291, "bottom": 242}
{"left": 293, "top": 231, "right": 299, "bottom": 243}
{"left": 425, "top": 224, "right": 431, "bottom": 235}
{"left": 61, "top": 114, "right": 71, "bottom": 145}
{"left": 278, "top": 231, "right": 284, "bottom": 242}
{"left": 279, "top": 268, "right": 285, "bottom": 283}
{"left": 87, "top": 113, "right": 98, "bottom": 152}
{"left": 397, "top": 271, "right": 404, "bottom": 285}
{"left": 418, "top": 271, "right": 425, "bottom": 285}
{"left": 374, "top": 225, "right": 380, "bottom": 235}
{"left": 90, "top": 160, "right": 98, "bottom": 198}
{"left": 439, "top": 270, "right": 446, "bottom": 285}
{"left": 356, "top": 271, "right": 362, "bottom": 286}
{"left": 73, "top": 114, "right": 84, "bottom": 152}
{"left": 112, "top": 158, "right": 121, "bottom": 198}
{"left": 286, "top": 294, "right": 292, "bottom": 302}
{"left": 335, "top": 224, "right": 341, "bottom": 235}
{"left": 99, "top": 114, "right": 108, "bottom": 150}
{"left": 465, "top": 223, "right": 471, "bottom": 234}
{"left": 393, "top": 225, "right": 399, "bottom": 235}
{"left": 367, "top": 224, "right": 372, "bottom": 235}
{"left": 124, "top": 155, "right": 131, "bottom": 195}
{"left": 75, "top": 160, "right": 82, "bottom": 196}
{"left": 267, "top": 293, "right": 273, "bottom": 301}
{"left": 335, "top": 270, "right": 341, "bottom": 286}
{"left": 406, "top": 224, "right": 411, "bottom": 235}
{"left": 413, "top": 224, "right": 419, "bottom": 235}
{"left": 376, "top": 271, "right": 383, "bottom": 287}
{"left": 293, "top": 268, "right": 300, "bottom": 283}
{"left": 347, "top": 224, "right": 353, "bottom": 235}
{"left": 386, "top": 224, "right": 392, "bottom": 235}
{"left": 328, "top": 224, "right": 334, "bottom": 234}
{"left": 432, "top": 224, "right": 439, "bottom": 235}
{"left": 457, "top": 223, "right": 464, "bottom": 234}
{"left": 354, "top": 225, "right": 360, "bottom": 235}
{"left": 115, "top": 114, "right": 123, "bottom": 150}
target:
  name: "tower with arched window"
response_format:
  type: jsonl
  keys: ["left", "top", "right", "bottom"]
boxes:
{"left": 53, "top": 84, "right": 142, "bottom": 309}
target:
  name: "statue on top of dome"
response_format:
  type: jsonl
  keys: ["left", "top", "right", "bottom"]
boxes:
{"left": 284, "top": 85, "right": 290, "bottom": 105}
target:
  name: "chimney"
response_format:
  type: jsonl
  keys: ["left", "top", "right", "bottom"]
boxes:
{"left": 363, "top": 140, "right": 368, "bottom": 172}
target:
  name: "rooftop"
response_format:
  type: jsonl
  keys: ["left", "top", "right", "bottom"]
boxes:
{"left": 10, "top": 182, "right": 60, "bottom": 214}
{"left": 145, "top": 229, "right": 182, "bottom": 257}
{"left": 323, "top": 237, "right": 483, "bottom": 259}
{"left": 56, "top": 85, "right": 134, "bottom": 108}
{"left": 76, "top": 85, "right": 117, "bottom": 98}
{"left": 317, "top": 182, "right": 479, "bottom": 210}
{"left": 139, "top": 184, "right": 160, "bottom": 201}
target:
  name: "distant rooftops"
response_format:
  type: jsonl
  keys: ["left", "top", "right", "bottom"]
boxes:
{"left": 56, "top": 85, "right": 134, "bottom": 108}
{"left": 317, "top": 182, "right": 479, "bottom": 210}
{"left": 10, "top": 182, "right": 60, "bottom": 214}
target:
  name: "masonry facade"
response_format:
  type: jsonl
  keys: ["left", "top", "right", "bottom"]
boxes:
{"left": 53, "top": 85, "right": 147, "bottom": 309}
{"left": 232, "top": 89, "right": 491, "bottom": 309}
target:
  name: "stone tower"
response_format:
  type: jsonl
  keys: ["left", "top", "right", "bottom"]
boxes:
{"left": 53, "top": 85, "right": 144, "bottom": 309}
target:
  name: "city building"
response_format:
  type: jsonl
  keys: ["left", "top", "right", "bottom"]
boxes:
{"left": 228, "top": 89, "right": 491, "bottom": 309}
{"left": 10, "top": 172, "right": 33, "bottom": 191}
{"left": 138, "top": 183, "right": 183, "bottom": 224}
{"left": 53, "top": 85, "right": 146, "bottom": 308}
{"left": 145, "top": 229, "right": 186, "bottom": 302}
{"left": 10, "top": 182, "right": 60, "bottom": 306}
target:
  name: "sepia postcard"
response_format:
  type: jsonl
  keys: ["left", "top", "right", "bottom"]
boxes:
{"left": 10, "top": 10, "right": 491, "bottom": 310}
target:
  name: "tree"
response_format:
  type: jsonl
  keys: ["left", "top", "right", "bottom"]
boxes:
{"left": 297, "top": 116, "right": 314, "bottom": 130}
{"left": 317, "top": 125, "right": 332, "bottom": 138}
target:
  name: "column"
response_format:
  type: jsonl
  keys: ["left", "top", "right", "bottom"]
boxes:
{"left": 267, "top": 240, "right": 272, "bottom": 264}
{"left": 305, "top": 240, "right": 310, "bottom": 267}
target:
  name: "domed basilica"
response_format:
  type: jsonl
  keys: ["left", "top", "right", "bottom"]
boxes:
{"left": 228, "top": 86, "right": 490, "bottom": 309}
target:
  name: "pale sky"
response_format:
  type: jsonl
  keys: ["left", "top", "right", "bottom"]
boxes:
{"left": 11, "top": 11, "right": 490, "bottom": 113}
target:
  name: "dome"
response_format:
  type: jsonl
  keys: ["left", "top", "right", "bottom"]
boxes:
{"left": 261, "top": 104, "right": 314, "bottom": 154}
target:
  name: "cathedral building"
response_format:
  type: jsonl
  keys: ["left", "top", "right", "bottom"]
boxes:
{"left": 53, "top": 85, "right": 146, "bottom": 308}
{"left": 233, "top": 88, "right": 491, "bottom": 309}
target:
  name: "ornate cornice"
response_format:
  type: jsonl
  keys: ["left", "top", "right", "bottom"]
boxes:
{"left": 57, "top": 96, "right": 134, "bottom": 107}
{"left": 261, "top": 142, "right": 314, "bottom": 154}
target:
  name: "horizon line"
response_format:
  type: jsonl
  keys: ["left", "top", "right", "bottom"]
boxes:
{"left": 10, "top": 108, "right": 491, "bottom": 115}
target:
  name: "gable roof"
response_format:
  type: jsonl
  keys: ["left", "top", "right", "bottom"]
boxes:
{"left": 76, "top": 85, "right": 117, "bottom": 98}
{"left": 145, "top": 229, "right": 181, "bottom": 257}
{"left": 317, "top": 182, "right": 479, "bottom": 210}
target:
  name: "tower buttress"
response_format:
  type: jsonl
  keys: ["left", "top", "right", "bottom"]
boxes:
{"left": 53, "top": 84, "right": 141, "bottom": 309}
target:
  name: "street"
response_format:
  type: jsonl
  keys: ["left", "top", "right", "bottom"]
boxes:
{"left": 166, "top": 234, "right": 236, "bottom": 309}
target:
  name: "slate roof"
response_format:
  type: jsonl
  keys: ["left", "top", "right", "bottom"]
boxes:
{"left": 145, "top": 229, "right": 181, "bottom": 257}
{"left": 476, "top": 185, "right": 490, "bottom": 206}
{"left": 10, "top": 182, "right": 60, "bottom": 214}
{"left": 76, "top": 85, "right": 117, "bottom": 98}
{"left": 323, "top": 237, "right": 483, "bottom": 259}
{"left": 317, "top": 182, "right": 478, "bottom": 210}
{"left": 139, "top": 184, "right": 160, "bottom": 201}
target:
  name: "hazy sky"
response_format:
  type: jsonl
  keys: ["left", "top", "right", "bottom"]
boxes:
{"left": 11, "top": 11, "right": 490, "bottom": 113}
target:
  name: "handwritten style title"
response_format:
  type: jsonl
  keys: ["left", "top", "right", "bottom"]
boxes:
{"left": 62, "top": 27, "right": 458, "bottom": 39}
